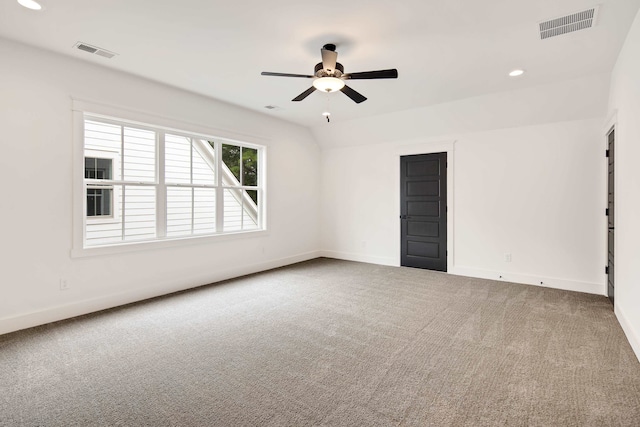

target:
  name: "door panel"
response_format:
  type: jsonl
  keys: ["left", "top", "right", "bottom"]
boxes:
{"left": 401, "top": 153, "right": 447, "bottom": 271}
{"left": 407, "top": 241, "right": 440, "bottom": 258}
{"left": 407, "top": 181, "right": 439, "bottom": 197}
{"left": 407, "top": 221, "right": 439, "bottom": 238}
{"left": 407, "top": 160, "right": 440, "bottom": 176}
{"left": 407, "top": 201, "right": 440, "bottom": 216}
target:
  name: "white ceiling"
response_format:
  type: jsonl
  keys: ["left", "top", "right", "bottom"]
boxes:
{"left": 1, "top": 0, "right": 639, "bottom": 128}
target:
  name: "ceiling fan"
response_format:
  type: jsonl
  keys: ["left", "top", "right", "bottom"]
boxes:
{"left": 261, "top": 44, "right": 398, "bottom": 104}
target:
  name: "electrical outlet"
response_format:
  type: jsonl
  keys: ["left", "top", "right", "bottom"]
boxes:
{"left": 59, "top": 279, "right": 70, "bottom": 291}
{"left": 504, "top": 253, "right": 512, "bottom": 263}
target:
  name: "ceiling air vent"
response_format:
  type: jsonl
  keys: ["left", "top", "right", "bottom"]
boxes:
{"left": 73, "top": 42, "right": 117, "bottom": 59}
{"left": 539, "top": 6, "right": 599, "bottom": 40}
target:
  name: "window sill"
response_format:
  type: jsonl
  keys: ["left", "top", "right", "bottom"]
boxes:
{"left": 71, "top": 229, "right": 269, "bottom": 258}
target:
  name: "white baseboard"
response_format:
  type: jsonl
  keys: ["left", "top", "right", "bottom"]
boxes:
{"left": 450, "top": 266, "right": 605, "bottom": 295}
{"left": 0, "top": 251, "right": 321, "bottom": 336}
{"left": 318, "top": 254, "right": 604, "bottom": 295}
{"left": 615, "top": 304, "right": 640, "bottom": 363}
{"left": 319, "top": 250, "right": 397, "bottom": 267}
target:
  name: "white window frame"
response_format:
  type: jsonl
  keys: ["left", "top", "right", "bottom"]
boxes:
{"left": 72, "top": 100, "right": 268, "bottom": 258}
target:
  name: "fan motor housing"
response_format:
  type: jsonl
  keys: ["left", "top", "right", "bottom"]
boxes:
{"left": 315, "top": 62, "right": 344, "bottom": 78}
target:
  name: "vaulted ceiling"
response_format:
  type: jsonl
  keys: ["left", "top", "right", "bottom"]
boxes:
{"left": 1, "top": 0, "right": 639, "bottom": 128}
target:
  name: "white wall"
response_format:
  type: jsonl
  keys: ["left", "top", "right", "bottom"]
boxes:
{"left": 319, "top": 75, "right": 608, "bottom": 295}
{"left": 312, "top": 73, "right": 610, "bottom": 149}
{"left": 607, "top": 9, "right": 640, "bottom": 359}
{"left": 0, "top": 38, "right": 321, "bottom": 335}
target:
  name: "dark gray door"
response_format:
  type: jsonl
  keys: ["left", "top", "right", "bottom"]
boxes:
{"left": 607, "top": 128, "right": 615, "bottom": 305}
{"left": 400, "top": 153, "right": 447, "bottom": 271}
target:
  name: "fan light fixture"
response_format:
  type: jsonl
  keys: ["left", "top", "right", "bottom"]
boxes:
{"left": 509, "top": 69, "right": 525, "bottom": 77}
{"left": 313, "top": 77, "right": 345, "bottom": 93}
{"left": 18, "top": 0, "right": 42, "bottom": 10}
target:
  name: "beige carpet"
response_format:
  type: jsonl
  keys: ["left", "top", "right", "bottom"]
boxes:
{"left": 1, "top": 258, "right": 639, "bottom": 426}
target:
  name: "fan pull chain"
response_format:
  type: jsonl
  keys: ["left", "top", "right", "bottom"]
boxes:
{"left": 322, "top": 94, "right": 331, "bottom": 123}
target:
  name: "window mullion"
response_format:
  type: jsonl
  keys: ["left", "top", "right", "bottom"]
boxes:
{"left": 190, "top": 138, "right": 194, "bottom": 235}
{"left": 215, "top": 141, "right": 223, "bottom": 233}
{"left": 240, "top": 147, "right": 244, "bottom": 230}
{"left": 191, "top": 187, "right": 195, "bottom": 235}
{"left": 258, "top": 188, "right": 262, "bottom": 229}
{"left": 258, "top": 147, "right": 264, "bottom": 229}
{"left": 120, "top": 126, "right": 126, "bottom": 241}
{"left": 156, "top": 132, "right": 167, "bottom": 238}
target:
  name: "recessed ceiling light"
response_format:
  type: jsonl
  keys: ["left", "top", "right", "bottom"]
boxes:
{"left": 509, "top": 69, "right": 525, "bottom": 77}
{"left": 17, "top": 0, "right": 42, "bottom": 10}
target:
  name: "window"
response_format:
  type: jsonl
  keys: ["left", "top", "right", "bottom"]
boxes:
{"left": 86, "top": 188, "right": 113, "bottom": 217}
{"left": 84, "top": 157, "right": 113, "bottom": 180}
{"left": 80, "top": 114, "right": 265, "bottom": 249}
{"left": 221, "top": 144, "right": 260, "bottom": 232}
{"left": 85, "top": 157, "right": 113, "bottom": 217}
{"left": 164, "top": 134, "right": 217, "bottom": 237}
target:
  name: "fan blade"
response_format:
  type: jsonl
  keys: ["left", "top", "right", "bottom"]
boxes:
{"left": 340, "top": 85, "right": 367, "bottom": 104}
{"left": 292, "top": 87, "right": 317, "bottom": 102}
{"left": 321, "top": 48, "right": 338, "bottom": 74}
{"left": 344, "top": 69, "right": 398, "bottom": 80}
{"left": 261, "top": 72, "right": 314, "bottom": 78}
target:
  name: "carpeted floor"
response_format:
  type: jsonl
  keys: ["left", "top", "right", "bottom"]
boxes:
{"left": 1, "top": 258, "right": 639, "bottom": 426}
